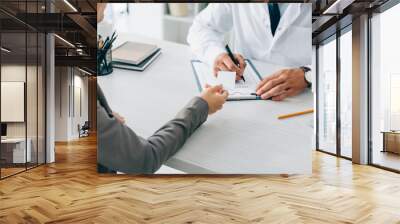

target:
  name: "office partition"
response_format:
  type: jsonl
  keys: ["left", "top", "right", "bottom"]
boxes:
{"left": 0, "top": 31, "right": 28, "bottom": 177}
{"left": 0, "top": 1, "right": 47, "bottom": 179}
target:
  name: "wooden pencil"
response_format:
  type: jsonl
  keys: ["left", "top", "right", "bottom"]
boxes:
{"left": 278, "top": 109, "right": 314, "bottom": 120}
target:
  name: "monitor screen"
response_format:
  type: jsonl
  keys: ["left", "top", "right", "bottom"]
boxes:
{"left": 1, "top": 123, "right": 7, "bottom": 137}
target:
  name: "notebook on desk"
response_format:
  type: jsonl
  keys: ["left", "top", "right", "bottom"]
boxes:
{"left": 112, "top": 49, "right": 161, "bottom": 71}
{"left": 191, "top": 59, "right": 263, "bottom": 100}
{"left": 112, "top": 41, "right": 161, "bottom": 71}
{"left": 112, "top": 41, "right": 159, "bottom": 65}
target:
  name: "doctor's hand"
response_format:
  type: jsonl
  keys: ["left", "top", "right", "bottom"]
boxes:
{"left": 213, "top": 53, "right": 246, "bottom": 81}
{"left": 255, "top": 68, "right": 307, "bottom": 101}
{"left": 201, "top": 85, "right": 229, "bottom": 115}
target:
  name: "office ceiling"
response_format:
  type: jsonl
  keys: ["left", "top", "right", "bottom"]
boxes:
{"left": 1, "top": 0, "right": 395, "bottom": 73}
{"left": 0, "top": 0, "right": 96, "bottom": 74}
{"left": 311, "top": 0, "right": 391, "bottom": 44}
{"left": 0, "top": 32, "right": 46, "bottom": 65}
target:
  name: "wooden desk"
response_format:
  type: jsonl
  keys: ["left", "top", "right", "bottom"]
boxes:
{"left": 382, "top": 131, "right": 400, "bottom": 154}
{"left": 98, "top": 34, "right": 314, "bottom": 174}
{"left": 1, "top": 138, "right": 32, "bottom": 165}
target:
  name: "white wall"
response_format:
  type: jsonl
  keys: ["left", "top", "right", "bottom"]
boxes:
{"left": 106, "top": 3, "right": 164, "bottom": 39}
{"left": 54, "top": 67, "right": 89, "bottom": 141}
{"left": 1, "top": 65, "right": 39, "bottom": 138}
{"left": 1, "top": 65, "right": 26, "bottom": 134}
{"left": 1, "top": 63, "right": 46, "bottom": 164}
{"left": 72, "top": 74, "right": 89, "bottom": 138}
{"left": 55, "top": 66, "right": 69, "bottom": 141}
{"left": 1, "top": 82, "right": 25, "bottom": 122}
{"left": 104, "top": 3, "right": 211, "bottom": 45}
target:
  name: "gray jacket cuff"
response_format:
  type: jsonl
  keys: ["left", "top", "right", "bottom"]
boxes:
{"left": 188, "top": 96, "right": 209, "bottom": 124}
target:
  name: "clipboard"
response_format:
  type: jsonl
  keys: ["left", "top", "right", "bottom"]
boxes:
{"left": 191, "top": 59, "right": 263, "bottom": 101}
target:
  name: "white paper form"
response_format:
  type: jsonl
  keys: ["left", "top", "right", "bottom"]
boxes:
{"left": 192, "top": 59, "right": 263, "bottom": 100}
{"left": 216, "top": 71, "right": 236, "bottom": 90}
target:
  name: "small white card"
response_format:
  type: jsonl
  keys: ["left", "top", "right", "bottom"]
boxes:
{"left": 217, "top": 71, "right": 236, "bottom": 90}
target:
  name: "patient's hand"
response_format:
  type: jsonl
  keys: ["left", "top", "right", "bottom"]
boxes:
{"left": 112, "top": 112, "right": 126, "bottom": 124}
{"left": 213, "top": 53, "right": 246, "bottom": 81}
{"left": 201, "top": 85, "right": 229, "bottom": 115}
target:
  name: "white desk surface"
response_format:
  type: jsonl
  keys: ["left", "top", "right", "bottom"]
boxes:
{"left": 98, "top": 34, "right": 313, "bottom": 174}
{"left": 1, "top": 138, "right": 26, "bottom": 144}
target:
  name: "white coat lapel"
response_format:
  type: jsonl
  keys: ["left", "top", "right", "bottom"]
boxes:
{"left": 271, "top": 4, "right": 301, "bottom": 43}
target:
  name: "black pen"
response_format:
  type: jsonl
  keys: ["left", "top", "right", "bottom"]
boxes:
{"left": 225, "top": 44, "right": 245, "bottom": 82}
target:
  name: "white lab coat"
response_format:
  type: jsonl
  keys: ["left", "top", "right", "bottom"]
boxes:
{"left": 187, "top": 3, "right": 312, "bottom": 69}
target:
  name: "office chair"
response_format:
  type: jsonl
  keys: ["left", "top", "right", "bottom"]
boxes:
{"left": 78, "top": 121, "right": 90, "bottom": 138}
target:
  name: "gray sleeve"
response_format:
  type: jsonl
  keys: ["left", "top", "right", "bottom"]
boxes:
{"left": 97, "top": 97, "right": 209, "bottom": 174}
{"left": 97, "top": 84, "right": 113, "bottom": 115}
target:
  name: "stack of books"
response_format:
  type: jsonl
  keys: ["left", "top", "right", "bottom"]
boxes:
{"left": 112, "top": 41, "right": 161, "bottom": 71}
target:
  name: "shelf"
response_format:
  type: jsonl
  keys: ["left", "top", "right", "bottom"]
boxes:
{"left": 163, "top": 14, "right": 194, "bottom": 24}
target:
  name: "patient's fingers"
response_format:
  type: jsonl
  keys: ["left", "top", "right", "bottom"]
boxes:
{"left": 221, "top": 90, "right": 229, "bottom": 99}
{"left": 209, "top": 84, "right": 223, "bottom": 93}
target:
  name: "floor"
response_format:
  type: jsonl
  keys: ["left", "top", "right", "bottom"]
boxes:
{"left": 0, "top": 135, "right": 400, "bottom": 223}
{"left": 1, "top": 167, "right": 25, "bottom": 178}
{"left": 373, "top": 150, "right": 400, "bottom": 171}
{"left": 1, "top": 163, "right": 44, "bottom": 178}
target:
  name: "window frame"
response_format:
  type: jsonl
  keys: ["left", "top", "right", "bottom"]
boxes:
{"left": 367, "top": 0, "right": 400, "bottom": 173}
{"left": 315, "top": 24, "right": 353, "bottom": 161}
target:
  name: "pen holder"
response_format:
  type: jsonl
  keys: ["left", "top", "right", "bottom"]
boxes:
{"left": 97, "top": 47, "right": 113, "bottom": 76}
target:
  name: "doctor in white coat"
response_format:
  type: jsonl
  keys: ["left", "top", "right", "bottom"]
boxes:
{"left": 187, "top": 3, "right": 312, "bottom": 101}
